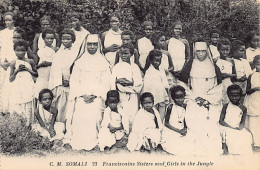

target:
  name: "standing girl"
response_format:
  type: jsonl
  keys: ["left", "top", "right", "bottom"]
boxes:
{"left": 244, "top": 31, "right": 260, "bottom": 69}
{"left": 9, "top": 40, "right": 38, "bottom": 126}
{"left": 168, "top": 21, "right": 190, "bottom": 72}
{"left": 136, "top": 21, "right": 154, "bottom": 70}
{"left": 101, "top": 15, "right": 122, "bottom": 68}
{"left": 244, "top": 55, "right": 260, "bottom": 150}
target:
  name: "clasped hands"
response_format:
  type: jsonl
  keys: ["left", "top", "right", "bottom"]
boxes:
{"left": 195, "top": 97, "right": 210, "bottom": 110}
{"left": 116, "top": 78, "right": 133, "bottom": 86}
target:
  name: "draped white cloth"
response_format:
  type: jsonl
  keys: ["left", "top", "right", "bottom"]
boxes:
{"left": 220, "top": 103, "right": 253, "bottom": 155}
{"left": 48, "top": 44, "right": 78, "bottom": 122}
{"left": 127, "top": 108, "right": 163, "bottom": 152}
{"left": 111, "top": 62, "right": 143, "bottom": 123}
{"left": 65, "top": 34, "right": 111, "bottom": 150}
{"left": 104, "top": 29, "right": 122, "bottom": 68}
{"left": 244, "top": 71, "right": 260, "bottom": 146}
{"left": 137, "top": 37, "right": 154, "bottom": 68}
{"left": 35, "top": 46, "right": 55, "bottom": 98}
{"left": 168, "top": 37, "right": 185, "bottom": 71}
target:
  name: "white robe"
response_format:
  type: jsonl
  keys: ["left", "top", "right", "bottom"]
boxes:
{"left": 35, "top": 46, "right": 55, "bottom": 98}
{"left": 244, "top": 71, "right": 260, "bottom": 146}
{"left": 127, "top": 108, "right": 163, "bottom": 152}
{"left": 72, "top": 27, "right": 90, "bottom": 50}
{"left": 233, "top": 58, "right": 252, "bottom": 94}
{"left": 32, "top": 104, "right": 65, "bottom": 141}
{"left": 161, "top": 104, "right": 189, "bottom": 155}
{"left": 137, "top": 37, "right": 154, "bottom": 68}
{"left": 104, "top": 29, "right": 122, "bottom": 68}
{"left": 48, "top": 45, "right": 78, "bottom": 122}
{"left": 98, "top": 106, "right": 129, "bottom": 151}
{"left": 209, "top": 45, "right": 220, "bottom": 60}
{"left": 65, "top": 44, "right": 111, "bottom": 150}
{"left": 184, "top": 57, "right": 223, "bottom": 156}
{"left": 111, "top": 62, "right": 143, "bottom": 123}
{"left": 168, "top": 37, "right": 185, "bottom": 71}
{"left": 246, "top": 47, "right": 260, "bottom": 63}
{"left": 216, "top": 58, "right": 233, "bottom": 104}
{"left": 10, "top": 59, "right": 35, "bottom": 125}
{"left": 221, "top": 103, "right": 253, "bottom": 155}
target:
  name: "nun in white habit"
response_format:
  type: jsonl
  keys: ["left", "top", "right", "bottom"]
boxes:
{"left": 179, "top": 40, "right": 223, "bottom": 156}
{"left": 65, "top": 34, "right": 111, "bottom": 151}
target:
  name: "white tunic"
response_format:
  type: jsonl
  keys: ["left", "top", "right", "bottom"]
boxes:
{"left": 137, "top": 37, "right": 154, "bottom": 68}
{"left": 168, "top": 37, "right": 185, "bottom": 71}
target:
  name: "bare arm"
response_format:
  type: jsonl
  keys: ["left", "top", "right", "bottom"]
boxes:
{"left": 219, "top": 104, "right": 236, "bottom": 129}
{"left": 32, "top": 34, "right": 40, "bottom": 54}
{"left": 27, "top": 59, "right": 38, "bottom": 78}
{"left": 49, "top": 107, "right": 58, "bottom": 130}
{"left": 9, "top": 61, "right": 18, "bottom": 82}
{"left": 238, "top": 105, "right": 247, "bottom": 130}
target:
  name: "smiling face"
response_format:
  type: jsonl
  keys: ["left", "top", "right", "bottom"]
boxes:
{"left": 142, "top": 97, "right": 154, "bottom": 112}
{"left": 211, "top": 33, "right": 220, "bottom": 46}
{"left": 173, "top": 24, "right": 182, "bottom": 37}
{"left": 87, "top": 42, "right": 98, "bottom": 55}
{"left": 228, "top": 89, "right": 241, "bottom": 105}
{"left": 61, "top": 34, "right": 73, "bottom": 48}
{"left": 4, "top": 14, "right": 14, "bottom": 29}
{"left": 44, "top": 33, "right": 55, "bottom": 46}
{"left": 15, "top": 45, "right": 26, "bottom": 59}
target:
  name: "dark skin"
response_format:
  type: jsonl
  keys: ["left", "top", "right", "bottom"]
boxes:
{"left": 9, "top": 46, "right": 38, "bottom": 82}
{"left": 219, "top": 89, "right": 247, "bottom": 130}
{"left": 164, "top": 91, "right": 187, "bottom": 136}
{"left": 246, "top": 59, "right": 260, "bottom": 95}
{"left": 116, "top": 48, "right": 134, "bottom": 87}
{"left": 34, "top": 93, "right": 57, "bottom": 137}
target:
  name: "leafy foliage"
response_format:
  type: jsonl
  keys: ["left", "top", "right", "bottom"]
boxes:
{"left": 0, "top": 113, "right": 52, "bottom": 155}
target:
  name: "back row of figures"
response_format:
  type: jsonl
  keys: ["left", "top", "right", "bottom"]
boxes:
{"left": 0, "top": 13, "right": 260, "bottom": 156}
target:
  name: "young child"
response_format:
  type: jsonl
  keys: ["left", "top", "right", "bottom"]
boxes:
{"left": 48, "top": 29, "right": 78, "bottom": 123}
{"left": 143, "top": 49, "right": 169, "bottom": 121}
{"left": 34, "top": 28, "right": 56, "bottom": 99}
{"left": 216, "top": 38, "right": 235, "bottom": 104}
{"left": 245, "top": 55, "right": 260, "bottom": 150}
{"left": 245, "top": 31, "right": 260, "bottom": 69}
{"left": 231, "top": 40, "right": 252, "bottom": 96}
{"left": 110, "top": 43, "right": 143, "bottom": 124}
{"left": 219, "top": 85, "right": 253, "bottom": 155}
{"left": 161, "top": 85, "right": 188, "bottom": 155}
{"left": 33, "top": 89, "right": 65, "bottom": 141}
{"left": 114, "top": 30, "right": 142, "bottom": 71}
{"left": 209, "top": 29, "right": 221, "bottom": 61}
{"left": 9, "top": 40, "right": 38, "bottom": 126}
{"left": 137, "top": 21, "right": 154, "bottom": 70}
{"left": 98, "top": 90, "right": 129, "bottom": 151}
{"left": 127, "top": 92, "right": 163, "bottom": 152}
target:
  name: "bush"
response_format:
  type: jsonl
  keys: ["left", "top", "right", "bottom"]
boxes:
{"left": 0, "top": 113, "right": 52, "bottom": 155}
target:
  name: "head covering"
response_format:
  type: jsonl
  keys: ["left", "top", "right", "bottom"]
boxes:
{"left": 71, "top": 34, "right": 109, "bottom": 72}
{"left": 193, "top": 41, "right": 213, "bottom": 61}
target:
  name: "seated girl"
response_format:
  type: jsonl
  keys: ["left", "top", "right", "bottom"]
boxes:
{"left": 127, "top": 92, "right": 163, "bottom": 152}
{"left": 143, "top": 49, "right": 169, "bottom": 121}
{"left": 219, "top": 85, "right": 253, "bottom": 155}
{"left": 98, "top": 90, "right": 129, "bottom": 151}
{"left": 161, "top": 85, "right": 188, "bottom": 155}
{"left": 33, "top": 89, "right": 65, "bottom": 142}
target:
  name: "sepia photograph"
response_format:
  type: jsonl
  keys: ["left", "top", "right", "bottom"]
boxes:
{"left": 0, "top": 0, "right": 259, "bottom": 169}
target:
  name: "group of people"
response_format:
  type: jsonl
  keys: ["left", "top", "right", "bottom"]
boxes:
{"left": 0, "top": 7, "right": 260, "bottom": 156}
